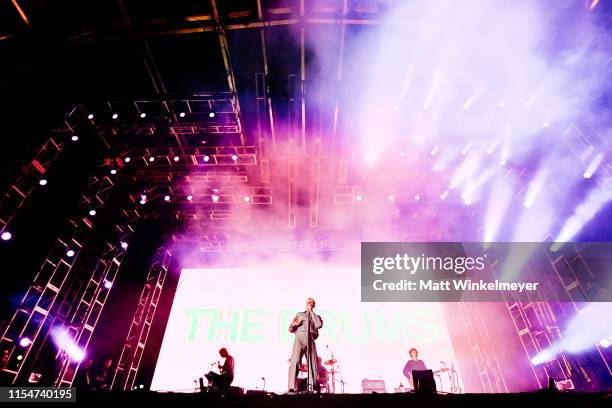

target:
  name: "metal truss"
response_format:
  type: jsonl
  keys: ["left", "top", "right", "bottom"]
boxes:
{"left": 54, "top": 222, "right": 135, "bottom": 387}
{"left": 502, "top": 242, "right": 611, "bottom": 390}
{"left": 111, "top": 246, "right": 172, "bottom": 391}
{"left": 0, "top": 109, "right": 79, "bottom": 236}
{"left": 0, "top": 167, "right": 115, "bottom": 384}
{"left": 457, "top": 301, "right": 508, "bottom": 393}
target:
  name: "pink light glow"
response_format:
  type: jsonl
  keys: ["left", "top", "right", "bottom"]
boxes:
{"left": 151, "top": 266, "right": 461, "bottom": 393}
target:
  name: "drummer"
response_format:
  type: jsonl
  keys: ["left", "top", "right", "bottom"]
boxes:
{"left": 316, "top": 356, "right": 328, "bottom": 390}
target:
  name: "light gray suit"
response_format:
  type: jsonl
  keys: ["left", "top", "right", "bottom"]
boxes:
{"left": 288, "top": 311, "right": 323, "bottom": 391}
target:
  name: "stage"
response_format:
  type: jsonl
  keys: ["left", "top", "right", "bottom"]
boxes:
{"left": 75, "top": 390, "right": 611, "bottom": 407}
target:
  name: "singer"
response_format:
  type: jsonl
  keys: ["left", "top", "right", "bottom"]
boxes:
{"left": 288, "top": 297, "right": 323, "bottom": 393}
{"left": 205, "top": 347, "right": 235, "bottom": 393}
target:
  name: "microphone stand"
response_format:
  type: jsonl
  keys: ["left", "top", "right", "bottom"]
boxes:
{"left": 306, "top": 310, "right": 312, "bottom": 393}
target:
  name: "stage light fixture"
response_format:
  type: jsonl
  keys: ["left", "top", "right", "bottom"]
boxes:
{"left": 164, "top": 195, "right": 170, "bottom": 202}
{"left": 173, "top": 156, "right": 180, "bottom": 162}
{"left": 112, "top": 113, "right": 119, "bottom": 119}
{"left": 71, "top": 135, "right": 79, "bottom": 142}
{"left": 399, "top": 151, "right": 406, "bottom": 157}
{"left": 499, "top": 101, "right": 506, "bottom": 108}
{"left": 187, "top": 195, "right": 193, "bottom": 201}
{"left": 68, "top": 345, "right": 85, "bottom": 362}
{"left": 19, "top": 338, "right": 31, "bottom": 347}
{"left": 203, "top": 155, "right": 210, "bottom": 162}
{"left": 232, "top": 154, "right": 238, "bottom": 161}
{"left": 388, "top": 195, "right": 395, "bottom": 201}
{"left": 583, "top": 153, "right": 604, "bottom": 179}
{"left": 39, "top": 179, "right": 47, "bottom": 186}
{"left": 16, "top": 355, "right": 23, "bottom": 361}
{"left": 1, "top": 231, "right": 12, "bottom": 241}
{"left": 110, "top": 169, "right": 117, "bottom": 175}
{"left": 600, "top": 339, "right": 610, "bottom": 348}
{"left": 103, "top": 280, "right": 113, "bottom": 289}
{"left": 87, "top": 114, "right": 94, "bottom": 120}
{"left": 414, "top": 194, "right": 421, "bottom": 201}
{"left": 244, "top": 196, "right": 251, "bottom": 202}
{"left": 212, "top": 195, "right": 219, "bottom": 202}
{"left": 139, "top": 199, "right": 146, "bottom": 205}
{"left": 121, "top": 242, "right": 128, "bottom": 249}
{"left": 124, "top": 157, "right": 131, "bottom": 163}
{"left": 149, "top": 157, "right": 155, "bottom": 162}
{"left": 66, "top": 249, "right": 75, "bottom": 257}
{"left": 356, "top": 195, "right": 363, "bottom": 202}
{"left": 141, "top": 194, "right": 147, "bottom": 201}
{"left": 209, "top": 112, "right": 215, "bottom": 118}
{"left": 89, "top": 210, "right": 96, "bottom": 216}
{"left": 179, "top": 112, "right": 186, "bottom": 118}
{"left": 140, "top": 112, "right": 146, "bottom": 118}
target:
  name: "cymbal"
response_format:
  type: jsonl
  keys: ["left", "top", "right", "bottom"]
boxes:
{"left": 323, "top": 358, "right": 338, "bottom": 365}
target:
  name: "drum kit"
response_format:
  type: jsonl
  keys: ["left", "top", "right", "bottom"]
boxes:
{"left": 295, "top": 357, "right": 343, "bottom": 393}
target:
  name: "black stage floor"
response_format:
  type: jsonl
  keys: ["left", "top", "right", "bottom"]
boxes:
{"left": 72, "top": 390, "right": 611, "bottom": 407}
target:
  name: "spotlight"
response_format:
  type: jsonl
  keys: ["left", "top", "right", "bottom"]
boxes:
{"left": 212, "top": 195, "right": 219, "bottom": 202}
{"left": 16, "top": 355, "right": 23, "bottom": 361}
{"left": 66, "top": 249, "right": 75, "bottom": 258}
{"left": 87, "top": 114, "right": 94, "bottom": 120}
{"left": 209, "top": 112, "right": 215, "bottom": 118}
{"left": 355, "top": 195, "right": 363, "bottom": 202}
{"left": 39, "top": 179, "right": 48, "bottom": 186}
{"left": 179, "top": 112, "right": 186, "bottom": 118}
{"left": 399, "top": 152, "right": 406, "bottom": 157}
{"left": 232, "top": 154, "right": 238, "bottom": 161}
{"left": 141, "top": 194, "right": 147, "bottom": 201}
{"left": 164, "top": 195, "right": 170, "bottom": 202}
{"left": 139, "top": 384, "right": 144, "bottom": 389}
{"left": 203, "top": 155, "right": 210, "bottom": 162}
{"left": 387, "top": 195, "right": 395, "bottom": 201}
{"left": 187, "top": 195, "right": 193, "bottom": 201}
{"left": 67, "top": 345, "right": 85, "bottom": 362}
{"left": 173, "top": 156, "right": 180, "bottom": 162}
{"left": 89, "top": 210, "right": 96, "bottom": 216}
{"left": 19, "top": 337, "right": 31, "bottom": 347}
{"left": 139, "top": 199, "right": 146, "bottom": 205}
{"left": 600, "top": 339, "right": 610, "bottom": 348}
{"left": 140, "top": 112, "right": 146, "bottom": 118}
{"left": 120, "top": 242, "right": 128, "bottom": 249}
{"left": 110, "top": 169, "right": 117, "bottom": 175}
{"left": 71, "top": 135, "right": 79, "bottom": 142}
{"left": 149, "top": 157, "right": 155, "bottom": 162}
{"left": 103, "top": 280, "right": 113, "bottom": 289}
{"left": 583, "top": 153, "right": 604, "bottom": 179}
{"left": 1, "top": 231, "right": 12, "bottom": 241}
{"left": 244, "top": 196, "right": 251, "bottom": 202}
{"left": 112, "top": 113, "right": 119, "bottom": 120}
{"left": 414, "top": 194, "right": 421, "bottom": 201}
{"left": 124, "top": 157, "right": 131, "bottom": 163}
